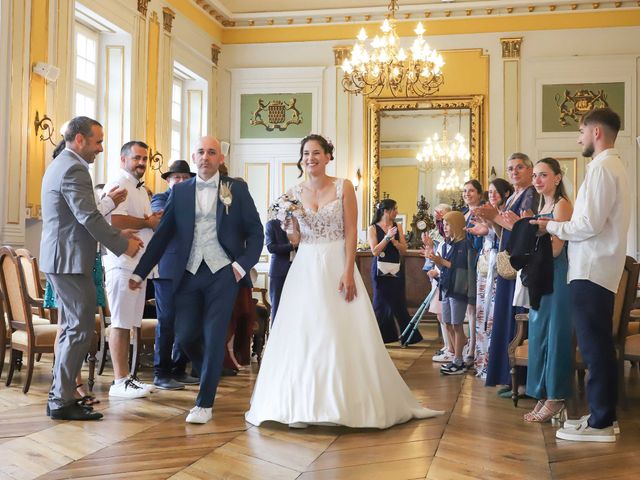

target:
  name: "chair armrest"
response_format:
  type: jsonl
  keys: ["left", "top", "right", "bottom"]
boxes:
{"left": 252, "top": 287, "right": 271, "bottom": 310}
{"left": 508, "top": 313, "right": 529, "bottom": 358}
{"left": 27, "top": 296, "right": 44, "bottom": 308}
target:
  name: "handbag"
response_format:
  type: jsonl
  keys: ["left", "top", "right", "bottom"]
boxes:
{"left": 477, "top": 250, "right": 490, "bottom": 277}
{"left": 496, "top": 231, "right": 517, "bottom": 280}
{"left": 377, "top": 260, "right": 401, "bottom": 277}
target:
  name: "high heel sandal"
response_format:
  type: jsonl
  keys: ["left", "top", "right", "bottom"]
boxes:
{"left": 523, "top": 400, "right": 565, "bottom": 424}
{"left": 523, "top": 400, "right": 545, "bottom": 421}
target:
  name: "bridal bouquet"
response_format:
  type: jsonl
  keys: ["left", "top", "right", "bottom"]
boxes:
{"left": 268, "top": 194, "right": 301, "bottom": 222}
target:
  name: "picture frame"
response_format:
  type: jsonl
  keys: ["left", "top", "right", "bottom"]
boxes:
{"left": 395, "top": 214, "right": 407, "bottom": 232}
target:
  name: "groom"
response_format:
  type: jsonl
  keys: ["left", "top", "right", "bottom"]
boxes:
{"left": 130, "top": 136, "right": 263, "bottom": 424}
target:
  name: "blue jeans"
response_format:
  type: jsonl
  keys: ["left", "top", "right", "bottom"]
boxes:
{"left": 153, "top": 278, "right": 189, "bottom": 377}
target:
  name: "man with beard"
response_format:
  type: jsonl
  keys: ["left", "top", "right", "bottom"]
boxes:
{"left": 103, "top": 141, "right": 162, "bottom": 399}
{"left": 534, "top": 108, "right": 629, "bottom": 443}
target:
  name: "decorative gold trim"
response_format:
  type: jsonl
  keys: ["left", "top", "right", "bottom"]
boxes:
{"left": 249, "top": 97, "right": 302, "bottom": 132}
{"left": 33, "top": 111, "right": 56, "bottom": 146}
{"left": 211, "top": 43, "right": 221, "bottom": 66}
{"left": 333, "top": 46, "right": 351, "bottom": 66}
{"left": 500, "top": 37, "right": 523, "bottom": 59}
{"left": 365, "top": 95, "right": 485, "bottom": 225}
{"left": 162, "top": 7, "right": 175, "bottom": 33}
{"left": 137, "top": 0, "right": 149, "bottom": 16}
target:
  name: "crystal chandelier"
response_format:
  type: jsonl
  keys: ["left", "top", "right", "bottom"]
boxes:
{"left": 415, "top": 110, "right": 471, "bottom": 191}
{"left": 340, "top": 0, "right": 445, "bottom": 97}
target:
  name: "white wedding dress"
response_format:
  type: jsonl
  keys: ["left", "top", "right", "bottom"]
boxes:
{"left": 245, "top": 179, "right": 442, "bottom": 429}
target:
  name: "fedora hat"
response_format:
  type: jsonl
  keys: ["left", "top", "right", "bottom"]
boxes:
{"left": 161, "top": 160, "right": 196, "bottom": 180}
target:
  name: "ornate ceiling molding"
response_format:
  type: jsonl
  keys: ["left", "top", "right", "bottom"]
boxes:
{"left": 192, "top": 0, "right": 638, "bottom": 29}
{"left": 162, "top": 7, "right": 176, "bottom": 33}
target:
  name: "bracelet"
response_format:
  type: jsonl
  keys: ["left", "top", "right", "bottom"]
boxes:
{"left": 384, "top": 235, "right": 392, "bottom": 242}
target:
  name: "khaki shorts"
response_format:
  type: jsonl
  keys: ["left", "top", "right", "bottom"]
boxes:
{"left": 105, "top": 268, "right": 147, "bottom": 329}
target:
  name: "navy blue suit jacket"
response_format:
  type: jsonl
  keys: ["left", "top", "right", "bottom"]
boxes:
{"left": 265, "top": 219, "right": 293, "bottom": 277}
{"left": 150, "top": 190, "right": 174, "bottom": 280}
{"left": 134, "top": 176, "right": 264, "bottom": 291}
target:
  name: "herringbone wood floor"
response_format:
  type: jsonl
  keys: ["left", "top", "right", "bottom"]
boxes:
{"left": 1, "top": 330, "right": 639, "bottom": 480}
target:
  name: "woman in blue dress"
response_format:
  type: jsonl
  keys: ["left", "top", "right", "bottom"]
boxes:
{"left": 368, "top": 199, "right": 421, "bottom": 344}
{"left": 524, "top": 158, "right": 573, "bottom": 422}
{"left": 475, "top": 153, "right": 538, "bottom": 391}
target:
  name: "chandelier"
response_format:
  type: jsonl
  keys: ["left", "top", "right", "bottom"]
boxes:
{"left": 415, "top": 110, "right": 471, "bottom": 191}
{"left": 340, "top": 0, "right": 445, "bottom": 97}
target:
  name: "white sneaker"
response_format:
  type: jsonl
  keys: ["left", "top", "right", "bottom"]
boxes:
{"left": 129, "top": 376, "right": 156, "bottom": 393}
{"left": 563, "top": 414, "right": 620, "bottom": 435}
{"left": 556, "top": 419, "right": 616, "bottom": 443}
{"left": 109, "top": 378, "right": 150, "bottom": 399}
{"left": 432, "top": 351, "right": 454, "bottom": 362}
{"left": 186, "top": 406, "right": 212, "bottom": 424}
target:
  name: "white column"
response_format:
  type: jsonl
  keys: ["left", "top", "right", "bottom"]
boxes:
{"left": 0, "top": 0, "right": 31, "bottom": 245}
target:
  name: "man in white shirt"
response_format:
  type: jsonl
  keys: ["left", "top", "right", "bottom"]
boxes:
{"left": 534, "top": 108, "right": 629, "bottom": 443}
{"left": 103, "top": 141, "right": 162, "bottom": 399}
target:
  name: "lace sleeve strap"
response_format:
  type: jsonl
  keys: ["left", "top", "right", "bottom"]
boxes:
{"left": 336, "top": 178, "right": 344, "bottom": 199}
{"left": 286, "top": 184, "right": 301, "bottom": 202}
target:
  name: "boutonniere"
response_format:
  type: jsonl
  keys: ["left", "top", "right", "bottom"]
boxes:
{"left": 219, "top": 181, "right": 233, "bottom": 214}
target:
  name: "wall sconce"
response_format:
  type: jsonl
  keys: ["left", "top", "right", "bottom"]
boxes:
{"left": 34, "top": 110, "right": 56, "bottom": 146}
{"left": 149, "top": 148, "right": 165, "bottom": 174}
{"left": 354, "top": 168, "right": 362, "bottom": 190}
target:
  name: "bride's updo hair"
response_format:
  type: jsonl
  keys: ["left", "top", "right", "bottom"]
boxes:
{"left": 297, "top": 134, "right": 334, "bottom": 178}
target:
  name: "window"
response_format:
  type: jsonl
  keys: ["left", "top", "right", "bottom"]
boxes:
{"left": 73, "top": 4, "right": 131, "bottom": 183}
{"left": 73, "top": 25, "right": 98, "bottom": 118}
{"left": 170, "top": 62, "right": 208, "bottom": 161}
{"left": 171, "top": 79, "right": 183, "bottom": 160}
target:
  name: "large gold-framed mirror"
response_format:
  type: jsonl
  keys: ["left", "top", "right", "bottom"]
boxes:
{"left": 364, "top": 95, "right": 485, "bottom": 227}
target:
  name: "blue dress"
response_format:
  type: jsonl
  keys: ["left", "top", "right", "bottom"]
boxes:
{"left": 525, "top": 213, "right": 572, "bottom": 400}
{"left": 485, "top": 185, "right": 538, "bottom": 387}
{"left": 371, "top": 224, "right": 422, "bottom": 344}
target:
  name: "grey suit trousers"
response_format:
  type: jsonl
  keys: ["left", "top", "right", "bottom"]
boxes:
{"left": 46, "top": 272, "right": 96, "bottom": 408}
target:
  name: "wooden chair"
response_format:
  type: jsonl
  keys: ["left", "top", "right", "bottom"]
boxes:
{"left": 0, "top": 246, "right": 57, "bottom": 393}
{"left": 508, "top": 256, "right": 639, "bottom": 407}
{"left": 97, "top": 297, "right": 157, "bottom": 378}
{"left": 575, "top": 256, "right": 639, "bottom": 407}
{"left": 251, "top": 287, "right": 271, "bottom": 367}
{"left": 508, "top": 313, "right": 529, "bottom": 406}
{"left": 0, "top": 281, "right": 9, "bottom": 378}
{"left": 14, "top": 248, "right": 48, "bottom": 321}
{"left": 131, "top": 299, "right": 158, "bottom": 377}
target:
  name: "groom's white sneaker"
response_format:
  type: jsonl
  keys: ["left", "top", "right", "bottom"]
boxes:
{"left": 186, "top": 406, "right": 212, "bottom": 424}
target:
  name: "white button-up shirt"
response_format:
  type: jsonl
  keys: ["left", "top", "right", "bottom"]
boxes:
{"left": 547, "top": 148, "right": 630, "bottom": 293}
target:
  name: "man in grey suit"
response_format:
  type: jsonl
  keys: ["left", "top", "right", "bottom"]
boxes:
{"left": 40, "top": 116, "right": 142, "bottom": 421}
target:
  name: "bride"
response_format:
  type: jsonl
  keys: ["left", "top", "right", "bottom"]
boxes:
{"left": 245, "top": 134, "right": 442, "bottom": 429}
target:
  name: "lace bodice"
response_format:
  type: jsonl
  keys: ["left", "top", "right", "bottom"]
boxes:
{"left": 289, "top": 178, "right": 344, "bottom": 244}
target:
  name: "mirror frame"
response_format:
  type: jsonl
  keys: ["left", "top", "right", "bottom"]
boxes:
{"left": 364, "top": 95, "right": 485, "bottom": 226}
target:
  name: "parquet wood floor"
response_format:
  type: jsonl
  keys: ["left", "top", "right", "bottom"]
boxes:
{"left": 0, "top": 330, "right": 639, "bottom": 480}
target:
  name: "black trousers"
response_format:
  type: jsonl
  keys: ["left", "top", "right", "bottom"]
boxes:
{"left": 570, "top": 280, "right": 616, "bottom": 428}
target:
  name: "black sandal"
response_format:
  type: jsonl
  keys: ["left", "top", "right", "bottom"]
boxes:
{"left": 76, "top": 384, "right": 100, "bottom": 406}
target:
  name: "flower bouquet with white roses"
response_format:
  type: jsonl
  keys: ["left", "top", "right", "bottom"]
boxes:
{"left": 268, "top": 194, "right": 301, "bottom": 222}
